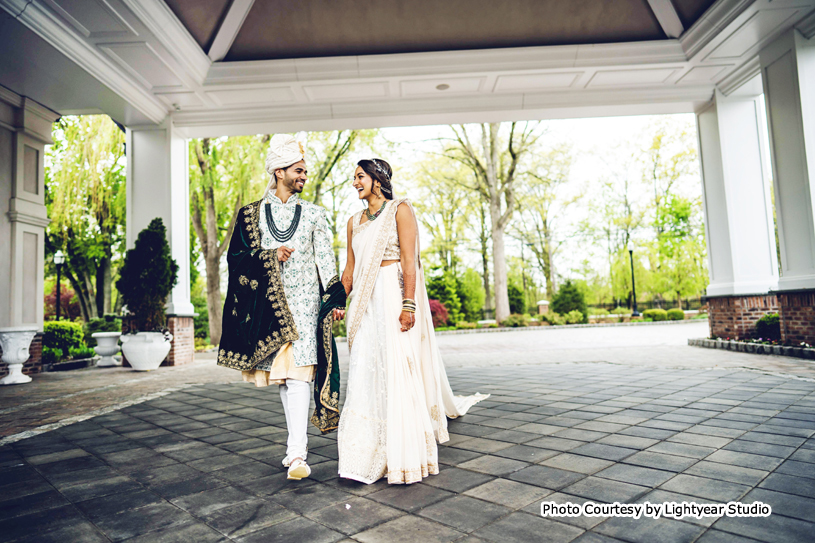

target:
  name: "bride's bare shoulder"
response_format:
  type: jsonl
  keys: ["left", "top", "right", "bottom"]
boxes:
{"left": 395, "top": 198, "right": 414, "bottom": 217}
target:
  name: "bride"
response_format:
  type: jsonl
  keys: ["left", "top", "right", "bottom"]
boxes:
{"left": 337, "top": 158, "right": 488, "bottom": 485}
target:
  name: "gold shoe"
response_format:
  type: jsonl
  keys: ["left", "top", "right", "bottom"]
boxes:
{"left": 287, "top": 458, "right": 311, "bottom": 480}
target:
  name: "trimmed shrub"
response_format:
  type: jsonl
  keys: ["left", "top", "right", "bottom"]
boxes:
{"left": 429, "top": 299, "right": 449, "bottom": 328}
{"left": 611, "top": 307, "right": 629, "bottom": 315}
{"left": 69, "top": 345, "right": 96, "bottom": 360}
{"left": 590, "top": 308, "right": 609, "bottom": 316}
{"left": 43, "top": 321, "right": 84, "bottom": 356}
{"left": 41, "top": 346, "right": 62, "bottom": 365}
{"left": 667, "top": 308, "right": 685, "bottom": 321}
{"left": 427, "top": 273, "right": 462, "bottom": 323}
{"left": 755, "top": 313, "right": 781, "bottom": 341}
{"left": 84, "top": 315, "right": 122, "bottom": 347}
{"left": 565, "top": 310, "right": 584, "bottom": 324}
{"left": 642, "top": 308, "right": 668, "bottom": 321}
{"left": 551, "top": 280, "right": 588, "bottom": 323}
{"left": 541, "top": 312, "right": 565, "bottom": 325}
{"left": 116, "top": 218, "right": 179, "bottom": 332}
{"left": 455, "top": 321, "right": 477, "bottom": 329}
{"left": 508, "top": 282, "right": 526, "bottom": 315}
{"left": 501, "top": 314, "right": 529, "bottom": 328}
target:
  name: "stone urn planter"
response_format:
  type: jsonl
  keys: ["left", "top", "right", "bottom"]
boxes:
{"left": 92, "top": 332, "right": 122, "bottom": 367}
{"left": 120, "top": 332, "right": 173, "bottom": 371}
{"left": 0, "top": 326, "right": 38, "bottom": 385}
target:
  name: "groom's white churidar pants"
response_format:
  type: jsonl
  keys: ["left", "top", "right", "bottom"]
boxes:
{"left": 279, "top": 379, "right": 310, "bottom": 461}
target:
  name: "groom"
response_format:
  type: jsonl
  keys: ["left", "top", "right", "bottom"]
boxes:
{"left": 218, "top": 134, "right": 346, "bottom": 481}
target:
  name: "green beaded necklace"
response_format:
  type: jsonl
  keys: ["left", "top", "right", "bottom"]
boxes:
{"left": 365, "top": 200, "right": 387, "bottom": 222}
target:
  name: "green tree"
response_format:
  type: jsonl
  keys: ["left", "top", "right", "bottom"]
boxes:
{"left": 512, "top": 144, "right": 579, "bottom": 298}
{"left": 654, "top": 195, "right": 708, "bottom": 307}
{"left": 551, "top": 279, "right": 588, "bottom": 323}
{"left": 302, "top": 130, "right": 376, "bottom": 266}
{"left": 508, "top": 281, "right": 526, "bottom": 314}
{"left": 190, "top": 135, "right": 269, "bottom": 345}
{"left": 427, "top": 271, "right": 462, "bottom": 323}
{"left": 456, "top": 268, "right": 486, "bottom": 322}
{"left": 46, "top": 115, "right": 126, "bottom": 321}
{"left": 412, "top": 160, "right": 470, "bottom": 273}
{"left": 445, "top": 122, "right": 542, "bottom": 322}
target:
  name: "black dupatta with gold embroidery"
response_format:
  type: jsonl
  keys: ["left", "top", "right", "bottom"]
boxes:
{"left": 217, "top": 201, "right": 299, "bottom": 371}
{"left": 311, "top": 277, "right": 346, "bottom": 433}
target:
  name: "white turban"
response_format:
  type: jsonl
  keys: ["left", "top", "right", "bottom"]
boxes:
{"left": 263, "top": 133, "right": 305, "bottom": 194}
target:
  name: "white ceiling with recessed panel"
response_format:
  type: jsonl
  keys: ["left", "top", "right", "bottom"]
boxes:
{"left": 1, "top": 0, "right": 814, "bottom": 137}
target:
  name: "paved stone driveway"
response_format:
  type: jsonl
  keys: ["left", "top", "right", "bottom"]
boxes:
{"left": 2, "top": 362, "right": 814, "bottom": 543}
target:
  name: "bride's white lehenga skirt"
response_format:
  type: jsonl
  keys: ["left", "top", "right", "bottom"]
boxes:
{"left": 338, "top": 264, "right": 488, "bottom": 484}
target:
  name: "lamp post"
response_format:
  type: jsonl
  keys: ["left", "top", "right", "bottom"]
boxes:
{"left": 54, "top": 250, "right": 65, "bottom": 320}
{"left": 627, "top": 242, "right": 639, "bottom": 317}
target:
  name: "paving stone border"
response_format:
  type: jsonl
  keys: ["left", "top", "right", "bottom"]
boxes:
{"left": 335, "top": 317, "right": 708, "bottom": 342}
{"left": 689, "top": 338, "right": 815, "bottom": 361}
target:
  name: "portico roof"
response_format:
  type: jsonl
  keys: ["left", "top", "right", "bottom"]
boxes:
{"left": 0, "top": 0, "right": 814, "bottom": 136}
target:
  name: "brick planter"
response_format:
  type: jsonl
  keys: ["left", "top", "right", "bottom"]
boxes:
{"left": 705, "top": 294, "right": 778, "bottom": 340}
{"left": 777, "top": 290, "right": 815, "bottom": 346}
{"left": 0, "top": 332, "right": 43, "bottom": 379}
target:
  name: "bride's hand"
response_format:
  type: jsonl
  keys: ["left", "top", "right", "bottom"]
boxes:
{"left": 399, "top": 310, "right": 415, "bottom": 332}
{"left": 333, "top": 308, "right": 345, "bottom": 321}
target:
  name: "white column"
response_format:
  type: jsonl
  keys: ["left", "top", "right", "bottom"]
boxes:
{"left": 760, "top": 29, "right": 815, "bottom": 290}
{"left": 126, "top": 117, "right": 194, "bottom": 315}
{"left": 0, "top": 88, "right": 58, "bottom": 330}
{"left": 696, "top": 86, "right": 778, "bottom": 296}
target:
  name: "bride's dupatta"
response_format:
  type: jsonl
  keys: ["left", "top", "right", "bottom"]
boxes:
{"left": 346, "top": 199, "right": 404, "bottom": 349}
{"left": 346, "top": 199, "right": 489, "bottom": 448}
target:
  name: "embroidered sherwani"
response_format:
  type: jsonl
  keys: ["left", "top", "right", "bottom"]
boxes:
{"left": 258, "top": 193, "right": 336, "bottom": 369}
{"left": 217, "top": 196, "right": 346, "bottom": 435}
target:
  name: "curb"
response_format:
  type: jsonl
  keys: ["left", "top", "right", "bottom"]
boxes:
{"left": 334, "top": 317, "right": 708, "bottom": 343}
{"left": 689, "top": 338, "right": 815, "bottom": 361}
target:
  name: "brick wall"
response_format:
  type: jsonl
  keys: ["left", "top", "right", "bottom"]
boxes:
{"left": 778, "top": 291, "right": 815, "bottom": 345}
{"left": 0, "top": 332, "right": 43, "bottom": 378}
{"left": 166, "top": 316, "right": 194, "bottom": 366}
{"left": 707, "top": 294, "right": 778, "bottom": 340}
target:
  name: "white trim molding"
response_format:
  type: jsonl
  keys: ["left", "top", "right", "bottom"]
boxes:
{"left": 0, "top": 0, "right": 169, "bottom": 123}
{"left": 208, "top": 0, "right": 256, "bottom": 62}
{"left": 647, "top": 0, "right": 685, "bottom": 38}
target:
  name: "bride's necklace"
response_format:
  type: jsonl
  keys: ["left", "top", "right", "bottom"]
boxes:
{"left": 365, "top": 200, "right": 387, "bottom": 222}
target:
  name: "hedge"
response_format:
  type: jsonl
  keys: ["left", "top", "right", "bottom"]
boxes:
{"left": 44, "top": 321, "right": 85, "bottom": 355}
{"left": 666, "top": 308, "right": 685, "bottom": 321}
{"left": 642, "top": 308, "right": 668, "bottom": 321}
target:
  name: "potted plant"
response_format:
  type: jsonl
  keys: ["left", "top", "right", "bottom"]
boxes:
{"left": 86, "top": 315, "right": 123, "bottom": 367}
{"left": 116, "top": 218, "right": 178, "bottom": 371}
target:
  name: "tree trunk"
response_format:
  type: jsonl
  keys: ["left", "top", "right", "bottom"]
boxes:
{"left": 95, "top": 256, "right": 112, "bottom": 317}
{"left": 205, "top": 251, "right": 223, "bottom": 344}
{"left": 479, "top": 205, "right": 492, "bottom": 314}
{"left": 491, "top": 207, "right": 510, "bottom": 322}
{"left": 64, "top": 266, "right": 93, "bottom": 321}
{"left": 543, "top": 229, "right": 554, "bottom": 298}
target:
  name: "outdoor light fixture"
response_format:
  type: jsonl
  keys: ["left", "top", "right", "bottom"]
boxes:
{"left": 627, "top": 242, "right": 640, "bottom": 317}
{"left": 54, "top": 250, "right": 65, "bottom": 320}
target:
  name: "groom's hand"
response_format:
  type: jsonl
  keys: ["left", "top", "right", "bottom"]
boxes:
{"left": 277, "top": 246, "right": 295, "bottom": 262}
{"left": 333, "top": 308, "right": 345, "bottom": 320}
